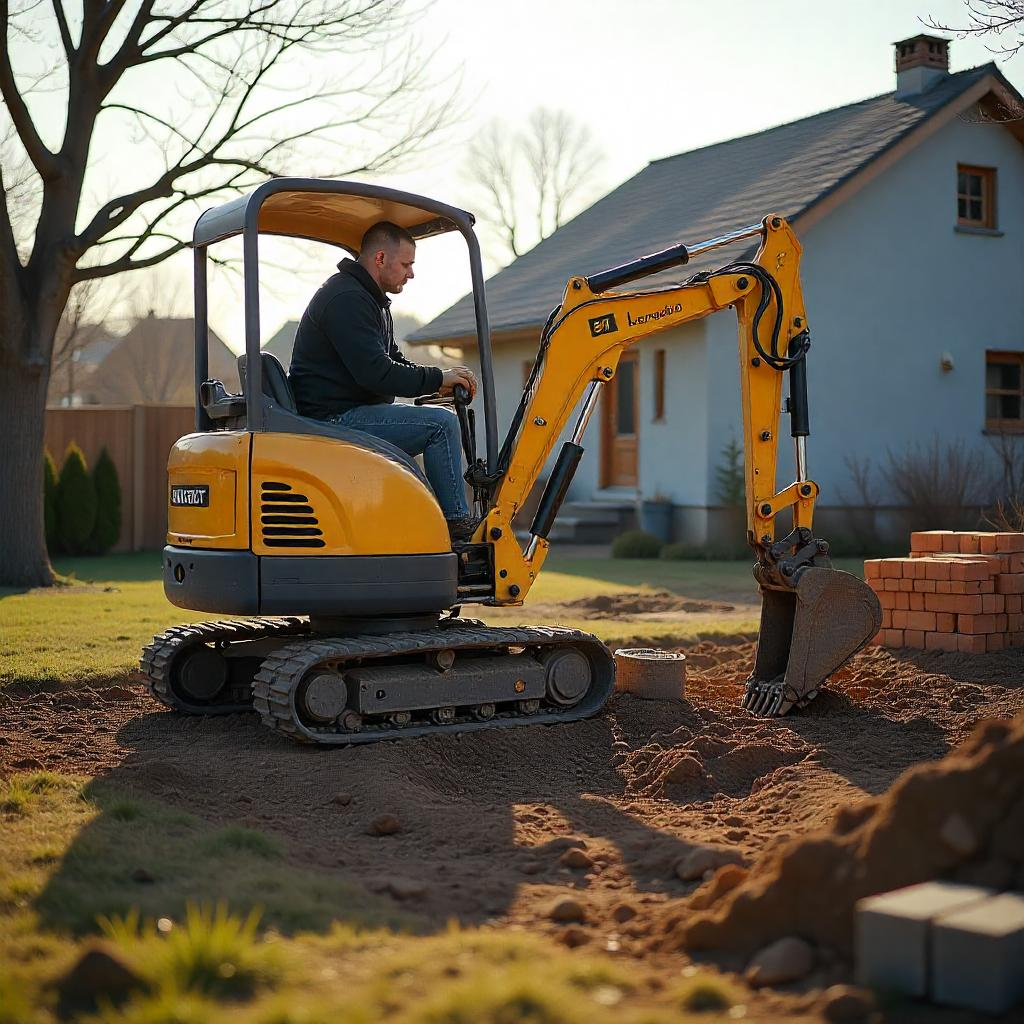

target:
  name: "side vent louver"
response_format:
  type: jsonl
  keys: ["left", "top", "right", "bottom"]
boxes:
{"left": 260, "top": 481, "right": 325, "bottom": 548}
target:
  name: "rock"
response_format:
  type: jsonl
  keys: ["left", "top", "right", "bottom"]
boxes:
{"left": 558, "top": 925, "right": 590, "bottom": 948}
{"left": 331, "top": 793, "right": 353, "bottom": 806}
{"left": 610, "top": 902, "right": 636, "bottom": 923}
{"left": 939, "top": 813, "right": 978, "bottom": 857}
{"left": 819, "top": 984, "right": 875, "bottom": 1022}
{"left": 367, "top": 814, "right": 402, "bottom": 836}
{"left": 675, "top": 845, "right": 746, "bottom": 882}
{"left": 665, "top": 755, "right": 704, "bottom": 784}
{"left": 559, "top": 848, "right": 594, "bottom": 870}
{"left": 723, "top": 814, "right": 744, "bottom": 827}
{"left": 102, "top": 686, "right": 136, "bottom": 702}
{"left": 690, "top": 864, "right": 748, "bottom": 910}
{"left": 745, "top": 936, "right": 815, "bottom": 987}
{"left": 130, "top": 867, "right": 155, "bottom": 884}
{"left": 725, "top": 829, "right": 748, "bottom": 842}
{"left": 519, "top": 860, "right": 543, "bottom": 875}
{"left": 388, "top": 877, "right": 427, "bottom": 900}
{"left": 547, "top": 897, "right": 586, "bottom": 924}
{"left": 544, "top": 836, "right": 587, "bottom": 853}
{"left": 56, "top": 942, "right": 145, "bottom": 1008}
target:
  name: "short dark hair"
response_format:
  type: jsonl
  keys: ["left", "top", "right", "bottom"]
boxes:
{"left": 359, "top": 221, "right": 415, "bottom": 258}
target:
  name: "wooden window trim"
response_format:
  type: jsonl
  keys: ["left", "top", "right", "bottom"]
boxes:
{"left": 957, "top": 164, "right": 997, "bottom": 230}
{"left": 653, "top": 348, "right": 666, "bottom": 421}
{"left": 985, "top": 349, "right": 1024, "bottom": 432}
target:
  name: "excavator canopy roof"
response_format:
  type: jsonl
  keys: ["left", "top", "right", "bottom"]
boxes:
{"left": 192, "top": 178, "right": 473, "bottom": 251}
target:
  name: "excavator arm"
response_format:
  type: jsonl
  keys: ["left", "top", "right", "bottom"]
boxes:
{"left": 478, "top": 215, "right": 881, "bottom": 716}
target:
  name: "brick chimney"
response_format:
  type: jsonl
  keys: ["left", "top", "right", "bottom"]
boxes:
{"left": 894, "top": 34, "right": 950, "bottom": 98}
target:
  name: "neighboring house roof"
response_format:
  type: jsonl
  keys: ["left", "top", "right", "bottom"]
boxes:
{"left": 86, "top": 315, "right": 237, "bottom": 405}
{"left": 411, "top": 63, "right": 1019, "bottom": 346}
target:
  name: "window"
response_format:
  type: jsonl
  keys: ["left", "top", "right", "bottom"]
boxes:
{"left": 986, "top": 351, "right": 1024, "bottom": 430}
{"left": 653, "top": 349, "right": 666, "bottom": 421}
{"left": 957, "top": 165, "right": 996, "bottom": 229}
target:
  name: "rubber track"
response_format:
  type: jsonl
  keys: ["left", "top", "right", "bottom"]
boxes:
{"left": 251, "top": 624, "right": 615, "bottom": 745}
{"left": 140, "top": 616, "right": 309, "bottom": 714}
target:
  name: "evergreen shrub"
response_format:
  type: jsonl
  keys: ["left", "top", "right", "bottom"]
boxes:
{"left": 56, "top": 443, "right": 97, "bottom": 554}
{"left": 43, "top": 450, "right": 59, "bottom": 552}
{"left": 90, "top": 447, "right": 122, "bottom": 553}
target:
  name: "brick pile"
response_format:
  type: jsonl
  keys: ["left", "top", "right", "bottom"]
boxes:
{"left": 865, "top": 530, "right": 1024, "bottom": 653}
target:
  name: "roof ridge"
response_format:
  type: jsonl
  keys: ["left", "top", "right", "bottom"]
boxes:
{"left": 647, "top": 62, "right": 997, "bottom": 168}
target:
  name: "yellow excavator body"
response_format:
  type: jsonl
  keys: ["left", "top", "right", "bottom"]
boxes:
{"left": 143, "top": 179, "right": 881, "bottom": 743}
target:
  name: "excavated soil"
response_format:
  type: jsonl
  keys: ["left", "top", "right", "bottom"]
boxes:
{"left": 558, "top": 590, "right": 736, "bottom": 618}
{"left": 2, "top": 630, "right": 1024, "bottom": 1019}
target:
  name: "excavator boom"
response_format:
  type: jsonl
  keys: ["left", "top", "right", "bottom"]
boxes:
{"left": 479, "top": 215, "right": 881, "bottom": 715}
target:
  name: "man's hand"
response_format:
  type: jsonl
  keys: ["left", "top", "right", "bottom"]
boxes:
{"left": 440, "top": 366, "right": 477, "bottom": 400}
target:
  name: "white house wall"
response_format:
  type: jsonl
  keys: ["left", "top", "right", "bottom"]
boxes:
{"left": 703, "top": 106, "right": 1024, "bottom": 528}
{"left": 799, "top": 108, "right": 1024, "bottom": 507}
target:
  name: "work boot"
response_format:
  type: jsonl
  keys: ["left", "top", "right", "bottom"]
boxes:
{"left": 446, "top": 515, "right": 479, "bottom": 542}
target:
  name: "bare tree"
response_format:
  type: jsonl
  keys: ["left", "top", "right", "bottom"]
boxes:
{"left": 465, "top": 107, "right": 603, "bottom": 260}
{"left": 925, "top": 1, "right": 1024, "bottom": 59}
{"left": 0, "top": 0, "right": 455, "bottom": 587}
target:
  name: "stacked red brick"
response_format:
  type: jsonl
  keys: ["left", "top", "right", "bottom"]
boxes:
{"left": 865, "top": 531, "right": 1024, "bottom": 653}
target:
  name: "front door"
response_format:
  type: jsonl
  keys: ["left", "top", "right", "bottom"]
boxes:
{"left": 600, "top": 350, "right": 639, "bottom": 488}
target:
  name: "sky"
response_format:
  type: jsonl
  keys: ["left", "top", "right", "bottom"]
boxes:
{"left": 11, "top": 0, "right": 1024, "bottom": 352}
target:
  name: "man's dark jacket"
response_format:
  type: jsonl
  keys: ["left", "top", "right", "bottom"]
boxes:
{"left": 289, "top": 259, "right": 443, "bottom": 420}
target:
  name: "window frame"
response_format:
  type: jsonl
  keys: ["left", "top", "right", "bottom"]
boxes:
{"left": 985, "top": 349, "right": 1024, "bottom": 433}
{"left": 957, "top": 164, "right": 997, "bottom": 230}
{"left": 653, "top": 348, "right": 666, "bottom": 422}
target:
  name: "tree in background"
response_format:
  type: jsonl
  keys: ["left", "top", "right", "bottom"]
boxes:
{"left": 925, "top": 2, "right": 1024, "bottom": 58}
{"left": 0, "top": 1, "right": 455, "bottom": 587}
{"left": 465, "top": 108, "right": 603, "bottom": 260}
{"left": 56, "top": 444, "right": 98, "bottom": 555}
{"left": 90, "top": 447, "right": 122, "bottom": 554}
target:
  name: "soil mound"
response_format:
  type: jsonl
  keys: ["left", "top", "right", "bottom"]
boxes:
{"left": 663, "top": 712, "right": 1024, "bottom": 956}
{"left": 561, "top": 590, "right": 734, "bottom": 618}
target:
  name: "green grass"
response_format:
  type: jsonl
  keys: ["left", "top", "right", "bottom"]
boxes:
{"left": 0, "top": 775, "right": 743, "bottom": 1023}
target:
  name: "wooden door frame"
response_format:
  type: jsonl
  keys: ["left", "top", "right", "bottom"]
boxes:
{"left": 600, "top": 349, "right": 639, "bottom": 488}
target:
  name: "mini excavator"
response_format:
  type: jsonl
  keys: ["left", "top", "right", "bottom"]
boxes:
{"left": 142, "top": 179, "right": 881, "bottom": 744}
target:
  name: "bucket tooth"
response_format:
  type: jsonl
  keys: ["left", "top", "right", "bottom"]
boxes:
{"left": 744, "top": 566, "right": 882, "bottom": 717}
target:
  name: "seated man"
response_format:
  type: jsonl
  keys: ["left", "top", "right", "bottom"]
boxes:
{"left": 289, "top": 221, "right": 478, "bottom": 539}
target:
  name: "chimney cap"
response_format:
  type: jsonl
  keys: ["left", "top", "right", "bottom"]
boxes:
{"left": 894, "top": 33, "right": 950, "bottom": 74}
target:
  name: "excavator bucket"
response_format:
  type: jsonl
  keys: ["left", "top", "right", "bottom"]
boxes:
{"left": 742, "top": 566, "right": 883, "bottom": 717}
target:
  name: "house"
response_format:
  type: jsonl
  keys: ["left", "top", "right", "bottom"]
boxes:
{"left": 47, "top": 322, "right": 120, "bottom": 406}
{"left": 410, "top": 36, "right": 1024, "bottom": 546}
{"left": 85, "top": 313, "right": 237, "bottom": 405}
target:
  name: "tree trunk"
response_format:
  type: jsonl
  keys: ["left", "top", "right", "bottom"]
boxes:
{"left": 0, "top": 348, "right": 55, "bottom": 588}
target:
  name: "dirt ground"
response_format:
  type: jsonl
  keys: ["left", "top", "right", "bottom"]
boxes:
{"left": 3, "top": 599, "right": 1024, "bottom": 1021}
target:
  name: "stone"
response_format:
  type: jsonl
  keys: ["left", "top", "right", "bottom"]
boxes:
{"left": 689, "top": 864, "right": 748, "bottom": 910}
{"left": 388, "top": 877, "right": 427, "bottom": 900}
{"left": 559, "top": 848, "right": 594, "bottom": 870}
{"left": 665, "top": 755, "right": 703, "bottom": 784}
{"left": 674, "top": 844, "right": 745, "bottom": 882}
{"left": 745, "top": 936, "right": 815, "bottom": 987}
{"left": 610, "top": 902, "right": 636, "bottom": 923}
{"left": 367, "top": 814, "right": 402, "bottom": 836}
{"left": 331, "top": 793, "right": 353, "bottom": 806}
{"left": 939, "top": 813, "right": 978, "bottom": 857}
{"left": 558, "top": 925, "right": 590, "bottom": 948}
{"left": 56, "top": 942, "right": 145, "bottom": 1008}
{"left": 819, "top": 984, "right": 875, "bottom": 1023}
{"left": 547, "top": 897, "right": 586, "bottom": 924}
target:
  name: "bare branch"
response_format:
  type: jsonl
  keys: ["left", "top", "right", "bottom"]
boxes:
{"left": 924, "top": 0, "right": 1024, "bottom": 58}
{"left": 49, "top": 0, "right": 74, "bottom": 56}
{"left": 0, "top": 0, "right": 59, "bottom": 178}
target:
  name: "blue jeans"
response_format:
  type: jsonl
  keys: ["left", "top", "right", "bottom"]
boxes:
{"left": 329, "top": 404, "right": 470, "bottom": 518}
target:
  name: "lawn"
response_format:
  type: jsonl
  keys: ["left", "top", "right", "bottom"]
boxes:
{"left": 0, "top": 550, "right": 866, "bottom": 690}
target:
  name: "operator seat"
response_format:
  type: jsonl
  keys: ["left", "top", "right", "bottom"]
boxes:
{"left": 205, "top": 352, "right": 429, "bottom": 483}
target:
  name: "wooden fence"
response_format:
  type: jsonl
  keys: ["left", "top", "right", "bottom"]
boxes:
{"left": 44, "top": 405, "right": 195, "bottom": 552}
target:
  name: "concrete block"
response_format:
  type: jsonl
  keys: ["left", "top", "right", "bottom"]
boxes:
{"left": 931, "top": 891, "right": 1024, "bottom": 1013}
{"left": 855, "top": 882, "right": 993, "bottom": 996}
